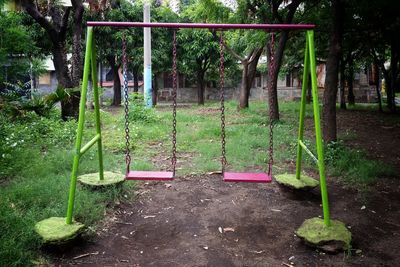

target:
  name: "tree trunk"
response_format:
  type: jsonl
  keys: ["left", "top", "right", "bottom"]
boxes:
{"left": 375, "top": 63, "right": 383, "bottom": 112}
{"left": 239, "top": 48, "right": 263, "bottom": 109}
{"left": 387, "top": 38, "right": 399, "bottom": 112}
{"left": 107, "top": 56, "right": 121, "bottom": 106}
{"left": 71, "top": 5, "right": 83, "bottom": 86}
{"left": 347, "top": 53, "right": 355, "bottom": 105}
{"left": 133, "top": 68, "right": 139, "bottom": 92}
{"left": 21, "top": 1, "right": 85, "bottom": 120}
{"left": 133, "top": 74, "right": 139, "bottom": 93}
{"left": 53, "top": 43, "right": 79, "bottom": 120}
{"left": 339, "top": 59, "right": 346, "bottom": 109}
{"left": 322, "top": 0, "right": 344, "bottom": 143}
{"left": 268, "top": 31, "right": 289, "bottom": 121}
{"left": 152, "top": 76, "right": 158, "bottom": 106}
{"left": 197, "top": 71, "right": 205, "bottom": 105}
{"left": 99, "top": 61, "right": 103, "bottom": 88}
{"left": 239, "top": 61, "right": 250, "bottom": 109}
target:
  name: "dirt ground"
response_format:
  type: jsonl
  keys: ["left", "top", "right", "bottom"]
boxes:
{"left": 52, "top": 109, "right": 400, "bottom": 267}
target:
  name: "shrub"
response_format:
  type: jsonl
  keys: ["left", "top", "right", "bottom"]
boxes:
{"left": 0, "top": 111, "right": 76, "bottom": 179}
{"left": 126, "top": 93, "right": 158, "bottom": 123}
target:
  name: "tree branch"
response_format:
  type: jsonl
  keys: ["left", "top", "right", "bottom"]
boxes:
{"left": 271, "top": 0, "right": 283, "bottom": 23}
{"left": 21, "top": 0, "right": 58, "bottom": 42}
{"left": 59, "top": 7, "right": 71, "bottom": 41}
{"left": 248, "top": 47, "right": 264, "bottom": 64}
{"left": 221, "top": 37, "right": 245, "bottom": 62}
{"left": 284, "top": 0, "right": 302, "bottom": 23}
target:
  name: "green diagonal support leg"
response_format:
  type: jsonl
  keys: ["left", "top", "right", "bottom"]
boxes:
{"left": 35, "top": 27, "right": 124, "bottom": 245}
{"left": 307, "top": 30, "right": 330, "bottom": 226}
{"left": 294, "top": 31, "right": 351, "bottom": 252}
{"left": 66, "top": 27, "right": 94, "bottom": 225}
{"left": 295, "top": 34, "right": 310, "bottom": 180}
{"left": 275, "top": 32, "right": 319, "bottom": 191}
{"left": 90, "top": 41, "right": 105, "bottom": 181}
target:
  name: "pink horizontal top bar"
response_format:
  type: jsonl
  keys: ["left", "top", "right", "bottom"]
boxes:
{"left": 87, "top": 21, "right": 315, "bottom": 30}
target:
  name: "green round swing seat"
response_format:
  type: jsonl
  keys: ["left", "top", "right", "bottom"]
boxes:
{"left": 35, "top": 217, "right": 84, "bottom": 245}
{"left": 78, "top": 171, "right": 125, "bottom": 187}
{"left": 275, "top": 173, "right": 319, "bottom": 190}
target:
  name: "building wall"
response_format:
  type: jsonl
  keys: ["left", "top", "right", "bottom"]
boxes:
{"left": 36, "top": 62, "right": 377, "bottom": 103}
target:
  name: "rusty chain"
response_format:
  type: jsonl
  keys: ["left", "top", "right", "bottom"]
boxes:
{"left": 219, "top": 32, "right": 227, "bottom": 173}
{"left": 267, "top": 32, "right": 275, "bottom": 176}
{"left": 172, "top": 30, "right": 178, "bottom": 176}
{"left": 122, "top": 33, "right": 131, "bottom": 173}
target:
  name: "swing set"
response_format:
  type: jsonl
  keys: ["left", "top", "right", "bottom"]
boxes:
{"left": 122, "top": 28, "right": 273, "bottom": 183}
{"left": 35, "top": 21, "right": 351, "bottom": 249}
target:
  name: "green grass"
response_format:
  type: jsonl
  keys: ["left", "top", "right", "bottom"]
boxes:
{"left": 0, "top": 99, "right": 396, "bottom": 266}
{"left": 0, "top": 110, "right": 131, "bottom": 266}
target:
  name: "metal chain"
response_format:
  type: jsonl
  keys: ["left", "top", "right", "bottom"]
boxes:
{"left": 122, "top": 33, "right": 131, "bottom": 173}
{"left": 267, "top": 32, "right": 275, "bottom": 176}
{"left": 219, "top": 32, "right": 227, "bottom": 173}
{"left": 171, "top": 30, "right": 178, "bottom": 176}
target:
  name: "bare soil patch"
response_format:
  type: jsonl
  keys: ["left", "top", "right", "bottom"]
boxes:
{"left": 52, "top": 109, "right": 400, "bottom": 266}
{"left": 337, "top": 109, "right": 400, "bottom": 171}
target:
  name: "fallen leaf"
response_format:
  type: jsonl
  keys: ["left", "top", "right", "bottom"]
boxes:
{"left": 207, "top": 171, "right": 222, "bottom": 175}
{"left": 223, "top": 227, "right": 235, "bottom": 232}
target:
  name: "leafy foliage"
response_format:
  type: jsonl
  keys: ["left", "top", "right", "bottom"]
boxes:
{"left": 127, "top": 92, "right": 159, "bottom": 123}
{"left": 0, "top": 11, "right": 41, "bottom": 87}
{"left": 0, "top": 86, "right": 74, "bottom": 118}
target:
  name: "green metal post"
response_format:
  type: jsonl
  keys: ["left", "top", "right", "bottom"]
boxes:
{"left": 307, "top": 30, "right": 331, "bottom": 226}
{"left": 295, "top": 34, "right": 310, "bottom": 180}
{"left": 66, "top": 27, "right": 93, "bottom": 225}
{"left": 90, "top": 37, "right": 105, "bottom": 181}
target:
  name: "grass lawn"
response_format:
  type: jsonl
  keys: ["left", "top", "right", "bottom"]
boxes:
{"left": 0, "top": 100, "right": 394, "bottom": 266}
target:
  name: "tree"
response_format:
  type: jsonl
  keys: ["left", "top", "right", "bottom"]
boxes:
{"left": 179, "top": 0, "right": 297, "bottom": 110}
{"left": 93, "top": 1, "right": 177, "bottom": 106}
{"left": 361, "top": 1, "right": 400, "bottom": 113}
{"left": 322, "top": 0, "right": 345, "bottom": 143}
{"left": 151, "top": 4, "right": 179, "bottom": 105}
{"left": 21, "top": 0, "right": 85, "bottom": 120}
{"left": 178, "top": 29, "right": 218, "bottom": 105}
{"left": 342, "top": 0, "right": 400, "bottom": 113}
{"left": 221, "top": 0, "right": 304, "bottom": 116}
{"left": 0, "top": 11, "right": 40, "bottom": 88}
{"left": 92, "top": 1, "right": 138, "bottom": 106}
{"left": 262, "top": 0, "right": 304, "bottom": 120}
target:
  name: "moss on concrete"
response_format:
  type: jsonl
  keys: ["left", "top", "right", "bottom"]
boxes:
{"left": 275, "top": 173, "right": 319, "bottom": 190}
{"left": 296, "top": 217, "right": 352, "bottom": 251}
{"left": 78, "top": 171, "right": 125, "bottom": 187}
{"left": 35, "top": 217, "right": 84, "bottom": 245}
